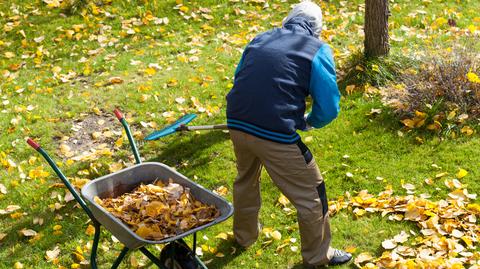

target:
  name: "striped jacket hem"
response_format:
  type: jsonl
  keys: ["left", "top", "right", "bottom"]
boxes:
{"left": 227, "top": 118, "right": 300, "bottom": 144}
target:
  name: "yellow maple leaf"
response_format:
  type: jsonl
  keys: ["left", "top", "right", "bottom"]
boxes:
{"left": 85, "top": 225, "right": 95, "bottom": 236}
{"left": 271, "top": 230, "right": 282, "bottom": 241}
{"left": 456, "top": 168, "right": 468, "bottom": 179}
{"left": 215, "top": 232, "right": 228, "bottom": 240}
{"left": 353, "top": 208, "right": 366, "bottom": 217}
{"left": 431, "top": 17, "right": 448, "bottom": 29}
{"left": 144, "top": 67, "right": 156, "bottom": 76}
{"left": 466, "top": 72, "right": 480, "bottom": 83}
{"left": 401, "top": 118, "right": 416, "bottom": 128}
{"left": 447, "top": 110, "right": 456, "bottom": 120}
{"left": 467, "top": 24, "right": 477, "bottom": 33}
{"left": 345, "top": 85, "right": 356, "bottom": 95}
{"left": 5, "top": 52, "right": 15, "bottom": 58}
{"left": 344, "top": 245, "right": 357, "bottom": 253}
{"left": 466, "top": 203, "right": 480, "bottom": 214}
{"left": 354, "top": 252, "right": 373, "bottom": 264}
{"left": 278, "top": 194, "right": 290, "bottom": 207}
{"left": 414, "top": 110, "right": 426, "bottom": 118}
{"left": 108, "top": 77, "right": 124, "bottom": 85}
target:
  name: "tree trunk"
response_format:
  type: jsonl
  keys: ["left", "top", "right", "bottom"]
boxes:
{"left": 364, "top": 0, "right": 390, "bottom": 58}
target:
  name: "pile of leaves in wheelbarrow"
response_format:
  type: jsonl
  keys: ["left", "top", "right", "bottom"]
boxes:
{"left": 95, "top": 180, "right": 220, "bottom": 240}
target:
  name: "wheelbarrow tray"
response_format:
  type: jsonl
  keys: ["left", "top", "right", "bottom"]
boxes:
{"left": 81, "top": 162, "right": 233, "bottom": 249}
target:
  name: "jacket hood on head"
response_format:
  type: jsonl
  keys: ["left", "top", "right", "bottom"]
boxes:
{"left": 282, "top": 16, "right": 316, "bottom": 37}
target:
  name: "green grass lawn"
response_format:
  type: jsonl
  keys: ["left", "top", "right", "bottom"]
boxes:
{"left": 1, "top": 0, "right": 479, "bottom": 268}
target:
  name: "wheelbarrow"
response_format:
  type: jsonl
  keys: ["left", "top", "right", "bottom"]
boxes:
{"left": 26, "top": 109, "right": 234, "bottom": 269}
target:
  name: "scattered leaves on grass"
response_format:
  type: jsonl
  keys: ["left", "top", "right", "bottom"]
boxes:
{"left": 0, "top": 183, "right": 7, "bottom": 194}
{"left": 53, "top": 225, "right": 63, "bottom": 235}
{"left": 330, "top": 180, "right": 479, "bottom": 268}
{"left": 277, "top": 194, "right": 290, "bottom": 207}
{"left": 45, "top": 246, "right": 60, "bottom": 262}
{"left": 456, "top": 168, "right": 468, "bottom": 179}
{"left": 0, "top": 205, "right": 21, "bottom": 215}
{"left": 85, "top": 224, "right": 95, "bottom": 236}
{"left": 107, "top": 77, "right": 123, "bottom": 85}
{"left": 215, "top": 232, "right": 228, "bottom": 240}
{"left": 19, "top": 229, "right": 37, "bottom": 237}
{"left": 271, "top": 230, "right": 282, "bottom": 241}
{"left": 213, "top": 185, "right": 229, "bottom": 197}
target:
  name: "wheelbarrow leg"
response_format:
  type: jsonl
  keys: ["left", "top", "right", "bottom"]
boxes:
{"left": 179, "top": 238, "right": 208, "bottom": 269}
{"left": 139, "top": 247, "right": 167, "bottom": 268}
{"left": 111, "top": 246, "right": 130, "bottom": 269}
{"left": 90, "top": 223, "right": 101, "bottom": 269}
{"left": 193, "top": 232, "right": 197, "bottom": 252}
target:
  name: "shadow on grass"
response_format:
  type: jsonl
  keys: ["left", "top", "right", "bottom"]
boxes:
{"left": 147, "top": 131, "right": 231, "bottom": 172}
{"left": 202, "top": 239, "right": 248, "bottom": 269}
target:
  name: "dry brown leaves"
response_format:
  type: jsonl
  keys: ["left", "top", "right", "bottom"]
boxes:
{"left": 96, "top": 180, "right": 219, "bottom": 240}
{"left": 329, "top": 184, "right": 480, "bottom": 268}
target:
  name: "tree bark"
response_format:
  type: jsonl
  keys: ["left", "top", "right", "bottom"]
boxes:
{"left": 364, "top": 0, "right": 390, "bottom": 58}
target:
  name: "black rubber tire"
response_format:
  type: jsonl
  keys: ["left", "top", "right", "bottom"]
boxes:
{"left": 159, "top": 242, "right": 199, "bottom": 269}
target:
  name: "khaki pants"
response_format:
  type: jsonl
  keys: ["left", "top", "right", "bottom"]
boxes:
{"left": 229, "top": 130, "right": 333, "bottom": 266}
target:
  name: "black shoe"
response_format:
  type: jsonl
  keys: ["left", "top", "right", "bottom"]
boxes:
{"left": 328, "top": 249, "right": 352, "bottom": 266}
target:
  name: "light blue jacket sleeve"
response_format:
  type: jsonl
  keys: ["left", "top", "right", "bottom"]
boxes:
{"left": 306, "top": 44, "right": 340, "bottom": 128}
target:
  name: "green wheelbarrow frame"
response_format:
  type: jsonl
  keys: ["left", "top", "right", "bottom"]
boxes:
{"left": 26, "top": 109, "right": 233, "bottom": 269}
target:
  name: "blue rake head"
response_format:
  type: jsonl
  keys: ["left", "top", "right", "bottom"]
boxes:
{"left": 144, "top": 114, "right": 197, "bottom": 141}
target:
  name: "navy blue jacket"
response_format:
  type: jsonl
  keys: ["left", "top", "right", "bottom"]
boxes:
{"left": 226, "top": 17, "right": 340, "bottom": 144}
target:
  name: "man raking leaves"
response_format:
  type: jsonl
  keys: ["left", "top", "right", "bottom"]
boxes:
{"left": 226, "top": 1, "right": 352, "bottom": 267}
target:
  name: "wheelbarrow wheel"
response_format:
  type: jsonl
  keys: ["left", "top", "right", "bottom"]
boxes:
{"left": 159, "top": 241, "right": 199, "bottom": 269}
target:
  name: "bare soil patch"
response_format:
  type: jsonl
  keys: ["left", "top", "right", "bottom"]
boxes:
{"left": 56, "top": 112, "right": 122, "bottom": 161}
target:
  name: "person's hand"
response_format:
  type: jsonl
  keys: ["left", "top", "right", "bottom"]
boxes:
{"left": 303, "top": 114, "right": 313, "bottom": 131}
{"left": 303, "top": 123, "right": 313, "bottom": 131}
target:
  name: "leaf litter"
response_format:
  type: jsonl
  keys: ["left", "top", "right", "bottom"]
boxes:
{"left": 329, "top": 179, "right": 479, "bottom": 268}
{"left": 95, "top": 179, "right": 219, "bottom": 240}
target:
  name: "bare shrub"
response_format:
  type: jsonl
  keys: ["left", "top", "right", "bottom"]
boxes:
{"left": 381, "top": 45, "right": 480, "bottom": 136}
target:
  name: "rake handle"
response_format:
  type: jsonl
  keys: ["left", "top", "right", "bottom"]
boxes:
{"left": 177, "top": 124, "right": 228, "bottom": 131}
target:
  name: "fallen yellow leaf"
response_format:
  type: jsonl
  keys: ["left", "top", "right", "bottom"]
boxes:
{"left": 457, "top": 168, "right": 468, "bottom": 179}
{"left": 19, "top": 229, "right": 37, "bottom": 237}
{"left": 271, "top": 230, "right": 282, "bottom": 241}
{"left": 144, "top": 67, "right": 156, "bottom": 76}
{"left": 85, "top": 225, "right": 95, "bottom": 236}
{"left": 215, "top": 232, "right": 228, "bottom": 240}
{"left": 344, "top": 245, "right": 357, "bottom": 253}
{"left": 45, "top": 246, "right": 60, "bottom": 262}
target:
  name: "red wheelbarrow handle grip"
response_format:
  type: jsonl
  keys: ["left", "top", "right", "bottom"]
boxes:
{"left": 114, "top": 108, "right": 124, "bottom": 121}
{"left": 27, "top": 138, "right": 40, "bottom": 150}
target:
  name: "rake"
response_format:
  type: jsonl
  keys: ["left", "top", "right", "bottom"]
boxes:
{"left": 144, "top": 114, "right": 227, "bottom": 141}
